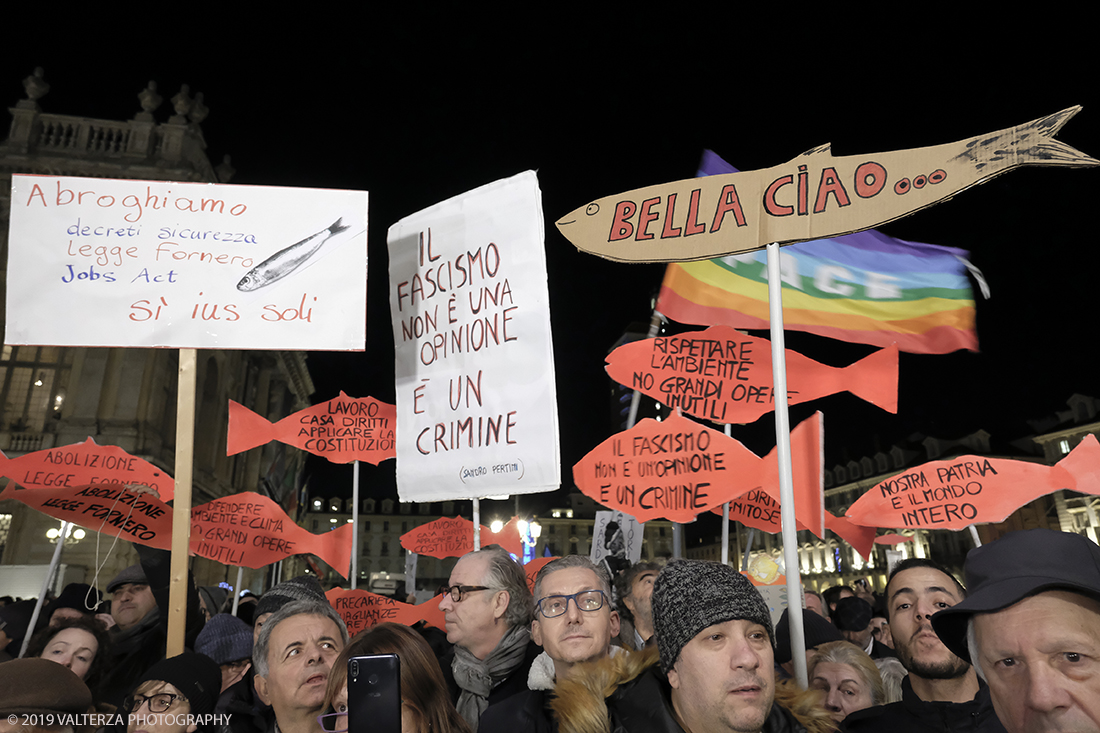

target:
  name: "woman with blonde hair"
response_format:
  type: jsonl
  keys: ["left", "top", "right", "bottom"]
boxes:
{"left": 320, "top": 623, "right": 471, "bottom": 733}
{"left": 807, "top": 640, "right": 885, "bottom": 724}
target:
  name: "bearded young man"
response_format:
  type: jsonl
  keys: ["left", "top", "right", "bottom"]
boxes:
{"left": 844, "top": 558, "right": 1006, "bottom": 733}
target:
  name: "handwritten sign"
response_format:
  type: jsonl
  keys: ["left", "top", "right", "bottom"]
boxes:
{"left": 387, "top": 171, "right": 560, "bottom": 502}
{"left": 716, "top": 497, "right": 874, "bottom": 561}
{"left": 227, "top": 392, "right": 395, "bottom": 464}
{"left": 606, "top": 325, "right": 897, "bottom": 424}
{"left": 575, "top": 411, "right": 824, "bottom": 528}
{"left": 0, "top": 483, "right": 173, "bottom": 549}
{"left": 590, "top": 510, "right": 643, "bottom": 568}
{"left": 0, "top": 438, "right": 173, "bottom": 501}
{"left": 6, "top": 175, "right": 368, "bottom": 350}
{"left": 190, "top": 492, "right": 353, "bottom": 575}
{"left": 326, "top": 588, "right": 445, "bottom": 636}
{"left": 846, "top": 434, "right": 1100, "bottom": 530}
{"left": 399, "top": 516, "right": 523, "bottom": 560}
{"left": 555, "top": 107, "right": 1098, "bottom": 263}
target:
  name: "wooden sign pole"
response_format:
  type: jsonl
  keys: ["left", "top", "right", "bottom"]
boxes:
{"left": 167, "top": 348, "right": 197, "bottom": 657}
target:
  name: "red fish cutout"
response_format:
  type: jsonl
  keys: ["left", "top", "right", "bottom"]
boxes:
{"left": 573, "top": 411, "right": 824, "bottom": 527}
{"left": 0, "top": 482, "right": 174, "bottom": 550}
{"left": 190, "top": 492, "right": 353, "bottom": 575}
{"left": 605, "top": 325, "right": 897, "bottom": 425}
{"left": 0, "top": 438, "right": 173, "bottom": 501}
{"left": 523, "top": 556, "right": 560, "bottom": 593}
{"left": 846, "top": 435, "right": 1100, "bottom": 530}
{"left": 875, "top": 534, "right": 915, "bottom": 545}
{"left": 326, "top": 588, "right": 446, "bottom": 635}
{"left": 228, "top": 392, "right": 396, "bottom": 464}
{"left": 400, "top": 516, "right": 524, "bottom": 560}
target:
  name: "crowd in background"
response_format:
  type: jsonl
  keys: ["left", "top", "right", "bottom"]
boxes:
{"left": 1, "top": 527, "right": 1098, "bottom": 733}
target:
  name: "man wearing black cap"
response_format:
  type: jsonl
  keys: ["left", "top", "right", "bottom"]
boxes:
{"left": 97, "top": 547, "right": 206, "bottom": 708}
{"left": 844, "top": 558, "right": 1006, "bottom": 733}
{"left": 932, "top": 528, "right": 1100, "bottom": 733}
{"left": 833, "top": 596, "right": 896, "bottom": 660}
{"left": 552, "top": 559, "right": 832, "bottom": 733}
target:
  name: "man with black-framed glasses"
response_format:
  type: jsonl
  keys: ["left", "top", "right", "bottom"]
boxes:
{"left": 437, "top": 545, "right": 539, "bottom": 732}
{"left": 480, "top": 556, "right": 621, "bottom": 732}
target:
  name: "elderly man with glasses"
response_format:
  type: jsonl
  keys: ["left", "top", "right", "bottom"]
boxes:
{"left": 436, "top": 544, "right": 539, "bottom": 732}
{"left": 479, "top": 555, "right": 621, "bottom": 732}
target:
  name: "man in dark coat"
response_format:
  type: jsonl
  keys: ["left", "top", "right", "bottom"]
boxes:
{"left": 844, "top": 558, "right": 1006, "bottom": 733}
{"left": 95, "top": 544, "right": 206, "bottom": 707}
{"left": 437, "top": 545, "right": 540, "bottom": 731}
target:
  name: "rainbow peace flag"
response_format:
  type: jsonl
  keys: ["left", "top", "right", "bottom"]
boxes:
{"left": 657, "top": 152, "right": 979, "bottom": 355}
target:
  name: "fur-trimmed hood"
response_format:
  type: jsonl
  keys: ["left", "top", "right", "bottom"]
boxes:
{"left": 551, "top": 646, "right": 835, "bottom": 733}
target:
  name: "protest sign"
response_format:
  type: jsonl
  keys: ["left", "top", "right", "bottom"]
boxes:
{"left": 875, "top": 533, "right": 915, "bottom": 545}
{"left": 555, "top": 107, "right": 1098, "bottom": 263}
{"left": 387, "top": 171, "right": 560, "bottom": 502}
{"left": 606, "top": 325, "right": 896, "bottom": 424}
{"left": 574, "top": 411, "right": 824, "bottom": 528}
{"left": 326, "top": 588, "right": 445, "bottom": 635}
{"left": 846, "top": 434, "right": 1100, "bottom": 530}
{"left": 590, "top": 510, "right": 643, "bottom": 570}
{"left": 190, "top": 492, "right": 353, "bottom": 575}
{"left": 6, "top": 175, "right": 368, "bottom": 350}
{"left": 717, "top": 493, "right": 872, "bottom": 559}
{"left": 0, "top": 483, "right": 172, "bottom": 549}
{"left": 227, "top": 392, "right": 395, "bottom": 464}
{"left": 399, "top": 516, "right": 523, "bottom": 560}
{"left": 0, "top": 438, "right": 174, "bottom": 501}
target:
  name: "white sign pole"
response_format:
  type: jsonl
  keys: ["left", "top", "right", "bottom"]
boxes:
{"left": 473, "top": 498, "right": 481, "bottom": 550}
{"left": 722, "top": 424, "right": 732, "bottom": 566}
{"left": 766, "top": 242, "right": 807, "bottom": 689}
{"left": 20, "top": 520, "right": 70, "bottom": 657}
{"left": 351, "top": 460, "right": 360, "bottom": 590}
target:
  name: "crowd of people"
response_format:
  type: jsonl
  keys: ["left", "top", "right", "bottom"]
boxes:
{"left": 2, "top": 527, "right": 1099, "bottom": 733}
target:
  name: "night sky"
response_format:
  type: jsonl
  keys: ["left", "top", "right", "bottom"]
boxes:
{"left": 5, "top": 15, "right": 1098, "bottom": 527}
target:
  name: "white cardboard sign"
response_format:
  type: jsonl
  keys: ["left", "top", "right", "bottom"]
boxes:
{"left": 590, "top": 510, "right": 644, "bottom": 568}
{"left": 6, "top": 175, "right": 368, "bottom": 350}
{"left": 387, "top": 171, "right": 560, "bottom": 502}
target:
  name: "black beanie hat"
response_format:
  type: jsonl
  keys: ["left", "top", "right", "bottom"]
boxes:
{"left": 132, "top": 652, "right": 221, "bottom": 717}
{"left": 774, "top": 607, "right": 844, "bottom": 664}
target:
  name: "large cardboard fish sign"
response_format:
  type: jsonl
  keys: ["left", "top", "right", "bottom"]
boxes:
{"left": 191, "top": 492, "right": 353, "bottom": 575}
{"left": 606, "top": 325, "right": 896, "bottom": 424}
{"left": 399, "top": 516, "right": 524, "bottom": 559}
{"left": 0, "top": 438, "right": 173, "bottom": 501}
{"left": 228, "top": 392, "right": 396, "bottom": 464}
{"left": 326, "top": 588, "right": 446, "bottom": 635}
{"left": 0, "top": 482, "right": 174, "bottom": 550}
{"left": 716, "top": 491, "right": 874, "bottom": 560}
{"left": 573, "top": 411, "right": 824, "bottom": 526}
{"left": 846, "top": 435, "right": 1100, "bottom": 530}
{"left": 557, "top": 107, "right": 1098, "bottom": 263}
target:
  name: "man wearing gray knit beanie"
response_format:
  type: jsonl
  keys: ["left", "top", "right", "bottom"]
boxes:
{"left": 551, "top": 559, "right": 831, "bottom": 733}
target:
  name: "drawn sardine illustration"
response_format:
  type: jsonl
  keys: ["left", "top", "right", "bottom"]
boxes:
{"left": 237, "top": 218, "right": 350, "bottom": 291}
{"left": 556, "top": 106, "right": 1098, "bottom": 263}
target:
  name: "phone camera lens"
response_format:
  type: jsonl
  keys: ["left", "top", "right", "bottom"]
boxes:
{"left": 350, "top": 661, "right": 359, "bottom": 676}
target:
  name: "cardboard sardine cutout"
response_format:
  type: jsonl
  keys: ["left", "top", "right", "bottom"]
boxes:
{"left": 228, "top": 391, "right": 395, "bottom": 464}
{"left": 326, "top": 588, "right": 446, "bottom": 635}
{"left": 0, "top": 482, "right": 353, "bottom": 575}
{"left": 606, "top": 325, "right": 897, "bottom": 424}
{"left": 573, "top": 411, "right": 823, "bottom": 525}
{"left": 557, "top": 107, "right": 1098, "bottom": 262}
{"left": 399, "top": 515, "right": 524, "bottom": 560}
{"left": 714, "top": 494, "right": 876, "bottom": 561}
{"left": 845, "top": 434, "right": 1100, "bottom": 530}
{"left": 0, "top": 437, "right": 173, "bottom": 501}
{"left": 191, "top": 492, "right": 353, "bottom": 575}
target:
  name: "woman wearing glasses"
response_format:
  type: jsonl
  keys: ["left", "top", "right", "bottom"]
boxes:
{"left": 118, "top": 652, "right": 222, "bottom": 733}
{"left": 319, "top": 623, "right": 471, "bottom": 733}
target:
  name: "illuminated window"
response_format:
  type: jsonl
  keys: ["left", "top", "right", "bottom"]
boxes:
{"left": 0, "top": 346, "right": 72, "bottom": 432}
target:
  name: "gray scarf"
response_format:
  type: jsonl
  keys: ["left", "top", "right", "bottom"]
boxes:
{"left": 451, "top": 624, "right": 531, "bottom": 728}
